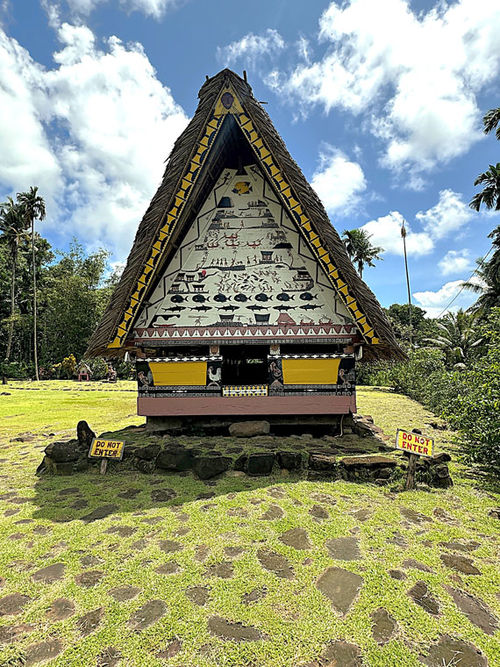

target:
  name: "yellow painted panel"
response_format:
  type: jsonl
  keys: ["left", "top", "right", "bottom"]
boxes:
{"left": 149, "top": 361, "right": 207, "bottom": 386}
{"left": 282, "top": 358, "right": 341, "bottom": 385}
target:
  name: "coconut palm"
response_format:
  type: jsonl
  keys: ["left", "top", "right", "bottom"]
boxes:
{"left": 462, "top": 226, "right": 500, "bottom": 316}
{"left": 0, "top": 198, "right": 29, "bottom": 361}
{"left": 342, "top": 228, "right": 383, "bottom": 278}
{"left": 470, "top": 107, "right": 500, "bottom": 212}
{"left": 425, "top": 309, "right": 482, "bottom": 368}
{"left": 17, "top": 187, "right": 46, "bottom": 381}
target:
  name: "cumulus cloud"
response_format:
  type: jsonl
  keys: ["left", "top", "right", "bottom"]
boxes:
{"left": 217, "top": 29, "right": 285, "bottom": 69}
{"left": 413, "top": 276, "right": 482, "bottom": 317}
{"left": 275, "top": 0, "right": 500, "bottom": 178}
{"left": 310, "top": 145, "right": 366, "bottom": 216}
{"left": 360, "top": 211, "right": 434, "bottom": 257}
{"left": 416, "top": 189, "right": 473, "bottom": 240}
{"left": 0, "top": 22, "right": 188, "bottom": 259}
{"left": 438, "top": 249, "right": 473, "bottom": 276}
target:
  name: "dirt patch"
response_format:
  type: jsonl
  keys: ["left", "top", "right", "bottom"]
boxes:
{"left": 0, "top": 593, "right": 31, "bottom": 616}
{"left": 97, "top": 647, "right": 121, "bottom": 666}
{"left": 279, "top": 528, "right": 311, "bottom": 550}
{"left": 195, "top": 545, "right": 209, "bottom": 562}
{"left": 106, "top": 525, "right": 137, "bottom": 537}
{"left": 400, "top": 507, "right": 432, "bottom": 524}
{"left": 75, "top": 570, "right": 104, "bottom": 587}
{"left": 0, "top": 623, "right": 35, "bottom": 643}
{"left": 325, "top": 537, "right": 361, "bottom": 561}
{"left": 77, "top": 607, "right": 103, "bottom": 636}
{"left": 257, "top": 549, "right": 294, "bottom": 579}
{"left": 155, "top": 562, "right": 181, "bottom": 575}
{"left": 25, "top": 639, "right": 64, "bottom": 665}
{"left": 46, "top": 597, "right": 75, "bottom": 621}
{"left": 117, "top": 488, "right": 141, "bottom": 499}
{"left": 242, "top": 588, "right": 267, "bottom": 605}
{"left": 159, "top": 539, "right": 182, "bottom": 553}
{"left": 108, "top": 585, "right": 141, "bottom": 601}
{"left": 316, "top": 567, "right": 363, "bottom": 614}
{"left": 208, "top": 616, "right": 265, "bottom": 642}
{"left": 421, "top": 634, "right": 487, "bottom": 666}
{"left": 260, "top": 504, "right": 284, "bottom": 520}
{"left": 157, "top": 639, "right": 182, "bottom": 659}
{"left": 80, "top": 554, "right": 103, "bottom": 568}
{"left": 151, "top": 488, "right": 177, "bottom": 502}
{"left": 224, "top": 546, "right": 245, "bottom": 558}
{"left": 206, "top": 562, "right": 234, "bottom": 579}
{"left": 371, "top": 607, "right": 397, "bottom": 644}
{"left": 408, "top": 581, "right": 439, "bottom": 615}
{"left": 186, "top": 586, "right": 209, "bottom": 606}
{"left": 128, "top": 599, "right": 167, "bottom": 630}
{"left": 130, "top": 538, "right": 148, "bottom": 551}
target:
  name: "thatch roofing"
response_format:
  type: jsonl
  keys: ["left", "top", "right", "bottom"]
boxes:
{"left": 86, "top": 69, "right": 404, "bottom": 361}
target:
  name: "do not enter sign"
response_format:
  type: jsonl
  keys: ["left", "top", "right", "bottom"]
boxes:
{"left": 395, "top": 429, "right": 434, "bottom": 457}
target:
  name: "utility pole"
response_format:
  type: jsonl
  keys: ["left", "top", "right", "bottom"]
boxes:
{"left": 401, "top": 221, "right": 413, "bottom": 347}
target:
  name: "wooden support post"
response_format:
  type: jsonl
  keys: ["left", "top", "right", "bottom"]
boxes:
{"left": 404, "top": 453, "right": 418, "bottom": 491}
{"left": 100, "top": 459, "right": 108, "bottom": 476}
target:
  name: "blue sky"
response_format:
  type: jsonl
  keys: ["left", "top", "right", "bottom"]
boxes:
{"left": 1, "top": 0, "right": 499, "bottom": 316}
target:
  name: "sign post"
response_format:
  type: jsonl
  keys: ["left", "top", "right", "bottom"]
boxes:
{"left": 395, "top": 429, "right": 434, "bottom": 491}
{"left": 88, "top": 438, "right": 125, "bottom": 475}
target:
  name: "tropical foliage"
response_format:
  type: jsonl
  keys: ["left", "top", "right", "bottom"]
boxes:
{"left": 341, "top": 228, "right": 383, "bottom": 277}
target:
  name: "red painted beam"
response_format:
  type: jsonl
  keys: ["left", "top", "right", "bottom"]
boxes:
{"left": 137, "top": 394, "right": 356, "bottom": 416}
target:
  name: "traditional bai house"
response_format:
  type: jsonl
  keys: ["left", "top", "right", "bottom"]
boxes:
{"left": 86, "top": 69, "right": 403, "bottom": 429}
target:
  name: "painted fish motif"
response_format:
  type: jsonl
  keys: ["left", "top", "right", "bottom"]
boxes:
{"left": 170, "top": 295, "right": 184, "bottom": 303}
{"left": 273, "top": 306, "right": 296, "bottom": 311}
{"left": 300, "top": 304, "right": 321, "bottom": 310}
{"left": 192, "top": 306, "right": 212, "bottom": 311}
{"left": 255, "top": 293, "right": 269, "bottom": 302}
{"left": 277, "top": 292, "right": 293, "bottom": 301}
{"left": 234, "top": 294, "right": 248, "bottom": 302}
{"left": 299, "top": 292, "right": 317, "bottom": 301}
{"left": 247, "top": 305, "right": 267, "bottom": 311}
{"left": 214, "top": 293, "right": 227, "bottom": 302}
{"left": 165, "top": 306, "right": 184, "bottom": 312}
{"left": 219, "top": 305, "right": 239, "bottom": 311}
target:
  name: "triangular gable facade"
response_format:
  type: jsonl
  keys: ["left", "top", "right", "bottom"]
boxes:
{"left": 87, "top": 70, "right": 402, "bottom": 361}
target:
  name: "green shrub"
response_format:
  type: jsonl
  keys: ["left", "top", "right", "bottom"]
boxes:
{"left": 85, "top": 357, "right": 108, "bottom": 380}
{"left": 0, "top": 360, "right": 32, "bottom": 379}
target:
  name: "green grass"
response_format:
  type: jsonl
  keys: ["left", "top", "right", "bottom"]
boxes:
{"left": 0, "top": 382, "right": 499, "bottom": 666}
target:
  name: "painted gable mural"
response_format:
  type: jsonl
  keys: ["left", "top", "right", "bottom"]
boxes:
{"left": 134, "top": 164, "right": 355, "bottom": 343}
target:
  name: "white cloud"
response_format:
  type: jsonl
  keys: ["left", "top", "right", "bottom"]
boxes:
{"left": 275, "top": 0, "right": 500, "bottom": 177}
{"left": 413, "top": 277, "right": 481, "bottom": 317}
{"left": 438, "top": 249, "right": 473, "bottom": 276}
{"left": 0, "top": 22, "right": 188, "bottom": 259}
{"left": 310, "top": 145, "right": 366, "bottom": 216}
{"left": 46, "top": 0, "right": 180, "bottom": 20}
{"left": 217, "top": 29, "right": 285, "bottom": 69}
{"left": 360, "top": 211, "right": 434, "bottom": 256}
{"left": 416, "top": 189, "right": 473, "bottom": 240}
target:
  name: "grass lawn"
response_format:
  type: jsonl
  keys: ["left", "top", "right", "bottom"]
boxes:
{"left": 0, "top": 382, "right": 499, "bottom": 666}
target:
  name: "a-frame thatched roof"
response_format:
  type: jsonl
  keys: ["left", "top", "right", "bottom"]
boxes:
{"left": 86, "top": 69, "right": 404, "bottom": 360}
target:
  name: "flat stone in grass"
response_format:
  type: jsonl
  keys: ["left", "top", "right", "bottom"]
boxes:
{"left": 316, "top": 567, "right": 363, "bottom": 614}
{"left": 117, "top": 488, "right": 141, "bottom": 499}
{"left": 227, "top": 507, "right": 248, "bottom": 517}
{"left": 388, "top": 533, "right": 408, "bottom": 548}
{"left": 81, "top": 504, "right": 118, "bottom": 523}
{"left": 128, "top": 599, "right": 167, "bottom": 630}
{"left": 400, "top": 507, "right": 432, "bottom": 524}
{"left": 159, "top": 539, "right": 182, "bottom": 554}
{"left": 0, "top": 593, "right": 31, "bottom": 616}
{"left": 206, "top": 562, "right": 234, "bottom": 579}
{"left": 142, "top": 516, "right": 163, "bottom": 525}
{"left": 71, "top": 498, "right": 88, "bottom": 510}
{"left": 77, "top": 607, "right": 103, "bottom": 636}
{"left": 280, "top": 528, "right": 311, "bottom": 550}
{"left": 311, "top": 492, "right": 337, "bottom": 505}
{"left": 325, "top": 537, "right": 361, "bottom": 561}
{"left": 108, "top": 585, "right": 141, "bottom": 601}
{"left": 408, "top": 581, "right": 439, "bottom": 615}
{"left": 151, "top": 488, "right": 177, "bottom": 502}
{"left": 371, "top": 608, "right": 397, "bottom": 644}
{"left": 75, "top": 570, "right": 104, "bottom": 588}
{"left": 186, "top": 586, "right": 209, "bottom": 606}
{"left": 131, "top": 538, "right": 148, "bottom": 551}
{"left": 402, "top": 559, "right": 434, "bottom": 573}
{"left": 242, "top": 588, "right": 267, "bottom": 605}
{"left": 106, "top": 525, "right": 137, "bottom": 538}
{"left": 352, "top": 508, "right": 371, "bottom": 522}
{"left": 80, "top": 554, "right": 102, "bottom": 568}
{"left": 445, "top": 586, "right": 498, "bottom": 635}
{"left": 58, "top": 487, "right": 80, "bottom": 496}
{"left": 260, "top": 504, "right": 284, "bottom": 520}
{"left": 157, "top": 639, "right": 182, "bottom": 659}
{"left": 31, "top": 562, "right": 65, "bottom": 584}
{"left": 0, "top": 623, "right": 35, "bottom": 643}
{"left": 155, "top": 562, "right": 180, "bottom": 575}
{"left": 388, "top": 569, "right": 406, "bottom": 580}
{"left": 309, "top": 504, "right": 329, "bottom": 520}
{"left": 421, "top": 635, "right": 487, "bottom": 666}
{"left": 440, "top": 553, "right": 481, "bottom": 575}
{"left": 439, "top": 541, "right": 479, "bottom": 553}
{"left": 208, "top": 616, "right": 264, "bottom": 641}
{"left": 25, "top": 639, "right": 64, "bottom": 666}
{"left": 97, "top": 647, "right": 121, "bottom": 667}
{"left": 46, "top": 598, "right": 75, "bottom": 621}
{"left": 320, "top": 641, "right": 362, "bottom": 666}
{"left": 225, "top": 546, "right": 245, "bottom": 558}
{"left": 258, "top": 549, "right": 294, "bottom": 579}
{"left": 195, "top": 545, "right": 209, "bottom": 562}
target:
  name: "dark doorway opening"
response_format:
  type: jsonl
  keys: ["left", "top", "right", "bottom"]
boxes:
{"left": 221, "top": 345, "right": 269, "bottom": 385}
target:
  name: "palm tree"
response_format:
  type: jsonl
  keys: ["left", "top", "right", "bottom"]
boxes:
{"left": 425, "top": 309, "right": 482, "bottom": 368}
{"left": 342, "top": 228, "right": 383, "bottom": 278}
{"left": 17, "top": 187, "right": 46, "bottom": 381}
{"left": 0, "top": 198, "right": 29, "bottom": 362}
{"left": 470, "top": 106, "right": 500, "bottom": 212}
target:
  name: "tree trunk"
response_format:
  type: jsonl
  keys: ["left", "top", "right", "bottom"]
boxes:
{"left": 358, "top": 261, "right": 363, "bottom": 278}
{"left": 32, "top": 219, "right": 39, "bottom": 381}
{"left": 5, "top": 246, "right": 17, "bottom": 362}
